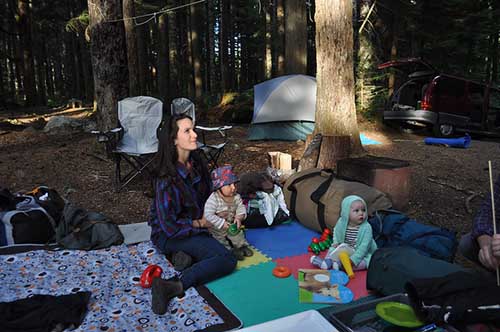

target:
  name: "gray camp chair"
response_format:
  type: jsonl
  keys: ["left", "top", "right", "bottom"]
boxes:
{"left": 92, "top": 96, "right": 163, "bottom": 191}
{"left": 171, "top": 98, "right": 232, "bottom": 171}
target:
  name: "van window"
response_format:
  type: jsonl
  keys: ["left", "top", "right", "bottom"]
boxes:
{"left": 435, "top": 77, "right": 467, "bottom": 115}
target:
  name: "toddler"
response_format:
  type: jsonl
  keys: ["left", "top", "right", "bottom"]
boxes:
{"left": 205, "top": 165, "right": 253, "bottom": 260}
{"left": 311, "top": 195, "right": 377, "bottom": 270}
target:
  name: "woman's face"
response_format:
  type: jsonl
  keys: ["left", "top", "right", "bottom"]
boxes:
{"left": 175, "top": 118, "right": 198, "bottom": 152}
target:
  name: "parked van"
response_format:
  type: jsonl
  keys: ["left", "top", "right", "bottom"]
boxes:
{"left": 380, "top": 58, "right": 500, "bottom": 137}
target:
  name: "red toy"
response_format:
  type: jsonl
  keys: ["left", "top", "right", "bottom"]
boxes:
{"left": 272, "top": 265, "right": 291, "bottom": 278}
{"left": 307, "top": 228, "right": 333, "bottom": 254}
{"left": 140, "top": 264, "right": 163, "bottom": 288}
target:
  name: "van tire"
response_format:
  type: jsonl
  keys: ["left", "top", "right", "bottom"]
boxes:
{"left": 433, "top": 123, "right": 455, "bottom": 137}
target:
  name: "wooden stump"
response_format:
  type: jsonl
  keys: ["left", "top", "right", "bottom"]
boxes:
{"left": 337, "top": 156, "right": 411, "bottom": 210}
{"left": 298, "top": 133, "right": 323, "bottom": 171}
{"left": 317, "top": 135, "right": 351, "bottom": 169}
{"left": 268, "top": 151, "right": 292, "bottom": 170}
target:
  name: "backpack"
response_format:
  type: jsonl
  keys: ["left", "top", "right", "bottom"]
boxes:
{"left": 283, "top": 168, "right": 392, "bottom": 232}
{"left": 368, "top": 210, "right": 458, "bottom": 262}
{"left": 26, "top": 186, "right": 66, "bottom": 226}
{"left": 56, "top": 203, "right": 124, "bottom": 250}
{"left": 367, "top": 247, "right": 467, "bottom": 296}
{"left": 0, "top": 194, "right": 56, "bottom": 246}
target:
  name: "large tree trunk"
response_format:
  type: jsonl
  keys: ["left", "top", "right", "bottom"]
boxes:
{"left": 18, "top": 0, "right": 37, "bottom": 106}
{"left": 123, "top": 0, "right": 140, "bottom": 96}
{"left": 87, "top": 0, "right": 129, "bottom": 131}
{"left": 314, "top": 0, "right": 363, "bottom": 162}
{"left": 284, "top": 0, "right": 307, "bottom": 74}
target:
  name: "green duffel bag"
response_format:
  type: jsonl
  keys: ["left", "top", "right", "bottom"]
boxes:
{"left": 283, "top": 168, "right": 392, "bottom": 232}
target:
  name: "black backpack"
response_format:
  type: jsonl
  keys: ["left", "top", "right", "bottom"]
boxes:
{"left": 0, "top": 194, "right": 56, "bottom": 246}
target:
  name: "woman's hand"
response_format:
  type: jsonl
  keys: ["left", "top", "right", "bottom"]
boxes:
{"left": 193, "top": 217, "right": 212, "bottom": 229}
{"left": 478, "top": 234, "right": 500, "bottom": 270}
{"left": 492, "top": 234, "right": 500, "bottom": 259}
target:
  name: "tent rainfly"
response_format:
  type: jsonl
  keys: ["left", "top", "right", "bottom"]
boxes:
{"left": 248, "top": 75, "right": 317, "bottom": 141}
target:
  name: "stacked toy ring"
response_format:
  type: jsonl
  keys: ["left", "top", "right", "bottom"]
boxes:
{"left": 272, "top": 265, "right": 291, "bottom": 278}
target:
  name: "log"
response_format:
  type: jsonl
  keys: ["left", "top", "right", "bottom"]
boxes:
{"left": 317, "top": 135, "right": 351, "bottom": 169}
{"left": 298, "top": 133, "right": 322, "bottom": 171}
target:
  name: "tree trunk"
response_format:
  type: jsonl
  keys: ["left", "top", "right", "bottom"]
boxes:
{"left": 87, "top": 0, "right": 129, "bottom": 131}
{"left": 123, "top": 0, "right": 140, "bottom": 96}
{"left": 136, "top": 24, "right": 148, "bottom": 95}
{"left": 206, "top": 0, "right": 216, "bottom": 93}
{"left": 314, "top": 0, "right": 363, "bottom": 161}
{"left": 190, "top": 3, "right": 202, "bottom": 99}
{"left": 264, "top": 0, "right": 272, "bottom": 80}
{"left": 158, "top": 13, "right": 170, "bottom": 103}
{"left": 169, "top": 10, "right": 179, "bottom": 96}
{"left": 275, "top": 0, "right": 285, "bottom": 76}
{"left": 18, "top": 0, "right": 37, "bottom": 106}
{"left": 220, "top": 0, "right": 230, "bottom": 91}
{"left": 284, "top": 0, "right": 307, "bottom": 74}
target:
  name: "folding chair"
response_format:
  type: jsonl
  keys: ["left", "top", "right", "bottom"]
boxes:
{"left": 92, "top": 96, "right": 163, "bottom": 192}
{"left": 171, "top": 98, "right": 232, "bottom": 172}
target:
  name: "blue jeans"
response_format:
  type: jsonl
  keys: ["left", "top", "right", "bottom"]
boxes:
{"left": 156, "top": 232, "right": 237, "bottom": 289}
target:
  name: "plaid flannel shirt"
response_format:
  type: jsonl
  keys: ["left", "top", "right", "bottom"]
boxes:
{"left": 472, "top": 175, "right": 500, "bottom": 239}
{"left": 148, "top": 159, "right": 211, "bottom": 244}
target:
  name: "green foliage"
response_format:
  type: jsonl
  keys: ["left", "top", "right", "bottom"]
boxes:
{"left": 66, "top": 10, "right": 89, "bottom": 34}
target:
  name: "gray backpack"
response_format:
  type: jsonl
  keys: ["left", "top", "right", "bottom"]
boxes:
{"left": 56, "top": 203, "right": 124, "bottom": 250}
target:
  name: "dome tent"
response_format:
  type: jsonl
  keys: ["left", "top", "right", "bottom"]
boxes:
{"left": 248, "top": 75, "right": 316, "bottom": 141}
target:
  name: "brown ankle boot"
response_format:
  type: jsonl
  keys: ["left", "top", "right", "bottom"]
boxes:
{"left": 151, "top": 277, "right": 184, "bottom": 315}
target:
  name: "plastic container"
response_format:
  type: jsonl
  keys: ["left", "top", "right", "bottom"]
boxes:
{"left": 319, "top": 293, "right": 415, "bottom": 332}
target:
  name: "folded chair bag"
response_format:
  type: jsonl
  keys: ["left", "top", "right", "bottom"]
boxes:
{"left": 283, "top": 168, "right": 392, "bottom": 232}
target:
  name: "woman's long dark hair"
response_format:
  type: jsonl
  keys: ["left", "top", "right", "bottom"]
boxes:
{"left": 154, "top": 114, "right": 208, "bottom": 179}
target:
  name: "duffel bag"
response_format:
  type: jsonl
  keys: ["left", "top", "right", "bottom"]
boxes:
{"left": 283, "top": 168, "right": 392, "bottom": 232}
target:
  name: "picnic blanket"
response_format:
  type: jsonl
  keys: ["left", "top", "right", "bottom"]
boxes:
{"left": 0, "top": 241, "right": 240, "bottom": 331}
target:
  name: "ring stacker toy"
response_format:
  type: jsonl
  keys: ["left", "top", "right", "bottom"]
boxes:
{"left": 140, "top": 264, "right": 163, "bottom": 288}
{"left": 273, "top": 265, "right": 291, "bottom": 278}
{"left": 327, "top": 243, "right": 355, "bottom": 279}
{"left": 227, "top": 223, "right": 242, "bottom": 236}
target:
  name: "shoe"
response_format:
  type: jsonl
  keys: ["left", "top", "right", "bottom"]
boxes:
{"left": 240, "top": 245, "right": 254, "bottom": 257}
{"left": 320, "top": 258, "right": 333, "bottom": 270}
{"left": 151, "top": 277, "right": 184, "bottom": 315}
{"left": 231, "top": 248, "right": 245, "bottom": 261}
{"left": 310, "top": 255, "right": 323, "bottom": 267}
{"left": 171, "top": 251, "right": 192, "bottom": 272}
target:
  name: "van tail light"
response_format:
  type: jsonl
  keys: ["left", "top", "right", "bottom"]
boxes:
{"left": 421, "top": 82, "right": 434, "bottom": 110}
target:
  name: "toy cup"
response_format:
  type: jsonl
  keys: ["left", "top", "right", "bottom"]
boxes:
{"left": 328, "top": 243, "right": 355, "bottom": 279}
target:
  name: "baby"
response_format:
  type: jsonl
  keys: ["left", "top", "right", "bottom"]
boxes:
{"left": 311, "top": 195, "right": 377, "bottom": 271}
{"left": 204, "top": 165, "right": 253, "bottom": 260}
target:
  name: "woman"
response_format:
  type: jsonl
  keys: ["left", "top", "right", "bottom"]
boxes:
{"left": 148, "top": 114, "right": 237, "bottom": 315}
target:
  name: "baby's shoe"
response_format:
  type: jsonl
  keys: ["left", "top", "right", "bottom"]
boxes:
{"left": 240, "top": 245, "right": 254, "bottom": 257}
{"left": 332, "top": 261, "right": 340, "bottom": 271}
{"left": 320, "top": 258, "right": 333, "bottom": 270}
{"left": 231, "top": 248, "right": 245, "bottom": 261}
{"left": 310, "top": 255, "right": 323, "bottom": 268}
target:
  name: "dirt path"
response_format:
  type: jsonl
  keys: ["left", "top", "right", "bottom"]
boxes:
{"left": 1, "top": 120, "right": 499, "bottom": 267}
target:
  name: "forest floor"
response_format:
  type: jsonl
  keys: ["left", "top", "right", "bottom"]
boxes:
{"left": 1, "top": 107, "right": 499, "bottom": 265}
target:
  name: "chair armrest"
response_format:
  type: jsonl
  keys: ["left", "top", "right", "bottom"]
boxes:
{"left": 196, "top": 125, "right": 232, "bottom": 131}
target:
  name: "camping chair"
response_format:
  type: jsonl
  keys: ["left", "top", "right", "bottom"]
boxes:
{"left": 92, "top": 96, "right": 163, "bottom": 192}
{"left": 171, "top": 97, "right": 232, "bottom": 172}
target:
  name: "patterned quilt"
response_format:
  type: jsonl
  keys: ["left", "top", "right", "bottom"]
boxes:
{"left": 0, "top": 241, "right": 225, "bottom": 331}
